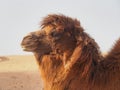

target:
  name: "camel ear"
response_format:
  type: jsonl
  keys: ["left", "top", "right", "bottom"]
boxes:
{"left": 74, "top": 26, "right": 84, "bottom": 45}
{"left": 74, "top": 27, "right": 91, "bottom": 46}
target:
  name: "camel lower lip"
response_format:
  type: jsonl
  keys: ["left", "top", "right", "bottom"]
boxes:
{"left": 22, "top": 45, "right": 31, "bottom": 49}
{"left": 23, "top": 48, "right": 33, "bottom": 52}
{"left": 21, "top": 46, "right": 30, "bottom": 51}
{"left": 22, "top": 47, "right": 28, "bottom": 51}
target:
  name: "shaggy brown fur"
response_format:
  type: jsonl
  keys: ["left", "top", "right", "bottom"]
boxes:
{"left": 21, "top": 14, "right": 120, "bottom": 90}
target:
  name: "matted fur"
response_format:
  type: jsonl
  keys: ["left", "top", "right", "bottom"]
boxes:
{"left": 21, "top": 14, "right": 120, "bottom": 90}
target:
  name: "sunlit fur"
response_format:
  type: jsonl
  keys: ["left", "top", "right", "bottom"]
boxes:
{"left": 21, "top": 14, "right": 120, "bottom": 90}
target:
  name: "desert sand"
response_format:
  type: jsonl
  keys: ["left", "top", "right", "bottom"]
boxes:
{"left": 0, "top": 55, "right": 43, "bottom": 90}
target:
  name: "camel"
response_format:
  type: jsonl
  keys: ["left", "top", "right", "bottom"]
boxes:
{"left": 21, "top": 14, "right": 120, "bottom": 90}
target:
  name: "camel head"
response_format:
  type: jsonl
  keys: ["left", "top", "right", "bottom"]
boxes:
{"left": 21, "top": 14, "right": 84, "bottom": 58}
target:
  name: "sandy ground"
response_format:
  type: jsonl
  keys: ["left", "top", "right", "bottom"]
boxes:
{"left": 0, "top": 55, "right": 43, "bottom": 90}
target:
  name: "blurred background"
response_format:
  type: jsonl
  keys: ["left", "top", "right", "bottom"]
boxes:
{"left": 0, "top": 0, "right": 120, "bottom": 55}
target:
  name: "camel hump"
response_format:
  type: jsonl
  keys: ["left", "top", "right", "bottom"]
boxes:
{"left": 105, "top": 38, "right": 120, "bottom": 62}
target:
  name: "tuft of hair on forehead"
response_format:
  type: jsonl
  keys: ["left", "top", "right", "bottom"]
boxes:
{"left": 40, "top": 14, "right": 81, "bottom": 30}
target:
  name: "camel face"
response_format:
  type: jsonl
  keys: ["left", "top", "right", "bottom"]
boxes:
{"left": 21, "top": 24, "right": 77, "bottom": 55}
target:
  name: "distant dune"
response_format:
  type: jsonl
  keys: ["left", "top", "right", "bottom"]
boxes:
{"left": 0, "top": 55, "right": 43, "bottom": 90}
{"left": 0, "top": 56, "right": 9, "bottom": 62}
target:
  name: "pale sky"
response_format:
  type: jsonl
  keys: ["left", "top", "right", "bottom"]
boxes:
{"left": 0, "top": 0, "right": 120, "bottom": 55}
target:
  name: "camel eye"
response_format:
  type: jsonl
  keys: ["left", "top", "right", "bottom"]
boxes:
{"left": 49, "top": 30, "right": 64, "bottom": 41}
{"left": 50, "top": 31, "right": 63, "bottom": 38}
{"left": 50, "top": 31, "right": 59, "bottom": 37}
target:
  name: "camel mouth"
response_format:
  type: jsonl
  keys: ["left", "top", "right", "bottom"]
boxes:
{"left": 21, "top": 46, "right": 31, "bottom": 51}
{"left": 21, "top": 46, "right": 28, "bottom": 51}
{"left": 21, "top": 45, "right": 37, "bottom": 52}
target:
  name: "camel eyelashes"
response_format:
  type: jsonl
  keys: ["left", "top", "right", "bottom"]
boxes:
{"left": 49, "top": 29, "right": 56, "bottom": 36}
{"left": 49, "top": 30, "right": 63, "bottom": 38}
{"left": 50, "top": 31, "right": 59, "bottom": 37}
